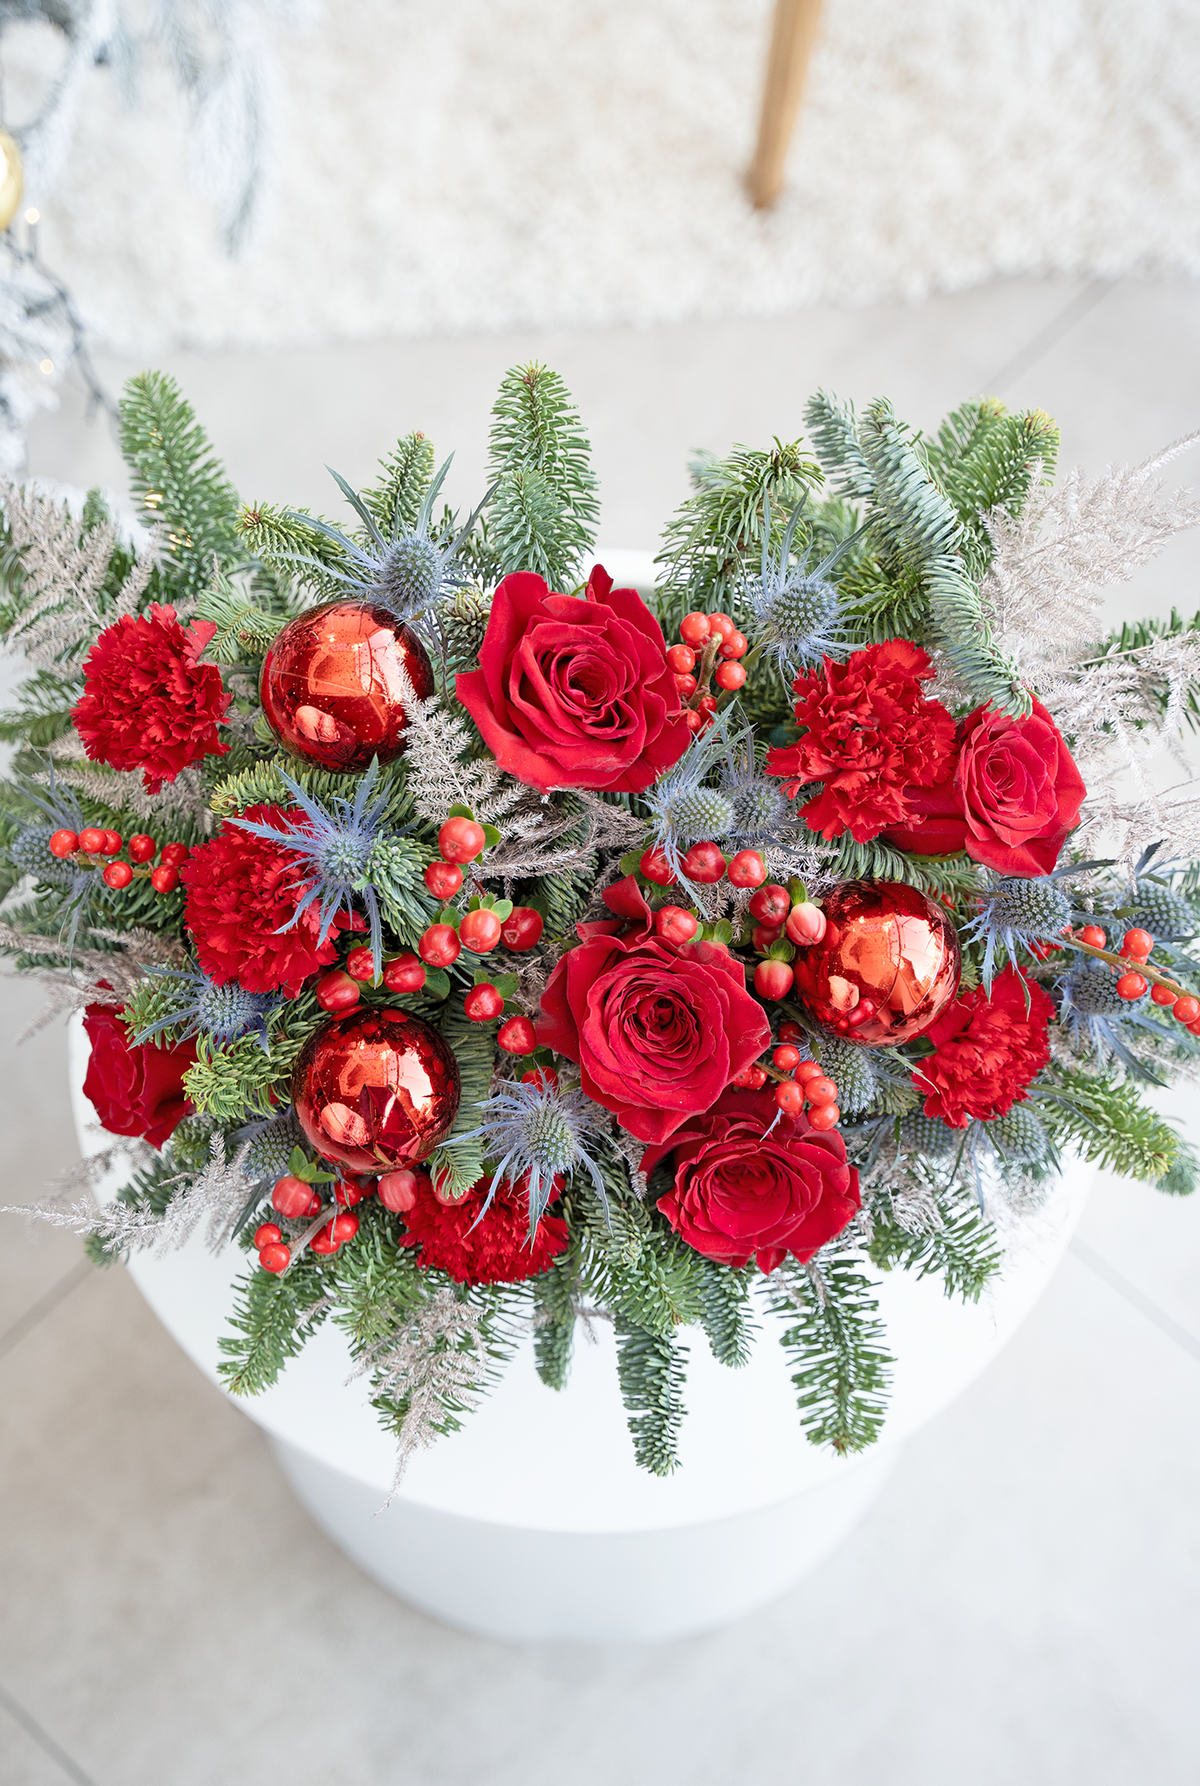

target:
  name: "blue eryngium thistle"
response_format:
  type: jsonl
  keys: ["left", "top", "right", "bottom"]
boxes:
{"left": 11, "top": 761, "right": 95, "bottom": 940}
{"left": 718, "top": 730, "right": 791, "bottom": 845}
{"left": 227, "top": 760, "right": 397, "bottom": 975}
{"left": 961, "top": 869, "right": 1077, "bottom": 990}
{"left": 642, "top": 708, "right": 743, "bottom": 883}
{"left": 1058, "top": 966, "right": 1176, "bottom": 1079}
{"left": 133, "top": 966, "right": 283, "bottom": 1052}
{"left": 281, "top": 457, "right": 482, "bottom": 625}
{"left": 450, "top": 1078, "right": 610, "bottom": 1240}
{"left": 742, "top": 497, "right": 859, "bottom": 676}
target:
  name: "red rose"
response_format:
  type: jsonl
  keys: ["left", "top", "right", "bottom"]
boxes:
{"left": 455, "top": 565, "right": 690, "bottom": 794}
{"left": 953, "top": 698, "right": 1085, "bottom": 876}
{"left": 766, "top": 640, "right": 957, "bottom": 843}
{"left": 82, "top": 1002, "right": 196, "bottom": 1149}
{"left": 913, "top": 966, "right": 1053, "bottom": 1127}
{"left": 402, "top": 1172, "right": 568, "bottom": 1285}
{"left": 538, "top": 877, "right": 771, "bottom": 1144}
{"left": 644, "top": 1087, "right": 860, "bottom": 1273}
{"left": 73, "top": 604, "right": 230, "bottom": 794}
{"left": 877, "top": 767, "right": 969, "bottom": 856}
{"left": 180, "top": 805, "right": 347, "bottom": 996}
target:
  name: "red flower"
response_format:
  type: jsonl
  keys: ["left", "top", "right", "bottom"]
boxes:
{"left": 954, "top": 698, "right": 1085, "bottom": 876}
{"left": 82, "top": 1002, "right": 196, "bottom": 1149}
{"left": 538, "top": 877, "right": 771, "bottom": 1144}
{"left": 402, "top": 1173, "right": 568, "bottom": 1285}
{"left": 73, "top": 604, "right": 230, "bottom": 794}
{"left": 644, "top": 1088, "right": 860, "bottom": 1273}
{"left": 455, "top": 566, "right": 690, "bottom": 795}
{"left": 766, "top": 640, "right": 957, "bottom": 843}
{"left": 913, "top": 966, "right": 1053, "bottom": 1127}
{"left": 180, "top": 806, "right": 346, "bottom": 996}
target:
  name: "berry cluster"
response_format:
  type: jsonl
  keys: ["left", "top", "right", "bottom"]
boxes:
{"left": 666, "top": 610, "right": 750, "bottom": 732}
{"left": 48, "top": 827, "right": 188, "bottom": 892}
{"left": 746, "top": 883, "right": 826, "bottom": 1001}
{"left": 732, "top": 1022, "right": 842, "bottom": 1128}
{"left": 640, "top": 842, "right": 767, "bottom": 891}
{"left": 1076, "top": 923, "right": 1200, "bottom": 1031}
{"left": 255, "top": 1172, "right": 375, "bottom": 1271}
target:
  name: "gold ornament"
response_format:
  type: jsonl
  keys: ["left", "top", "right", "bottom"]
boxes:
{"left": 0, "top": 130, "right": 23, "bottom": 235}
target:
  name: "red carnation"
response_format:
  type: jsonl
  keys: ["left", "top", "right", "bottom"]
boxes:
{"left": 402, "top": 1173, "right": 568, "bottom": 1286}
{"left": 179, "top": 805, "right": 346, "bottom": 996}
{"left": 913, "top": 966, "right": 1053, "bottom": 1128}
{"left": 73, "top": 604, "right": 230, "bottom": 794}
{"left": 766, "top": 640, "right": 957, "bottom": 843}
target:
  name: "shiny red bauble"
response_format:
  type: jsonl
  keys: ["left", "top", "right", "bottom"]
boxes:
{"left": 259, "top": 600, "right": 435, "bottom": 772}
{"left": 500, "top": 906, "right": 544, "bottom": 950}
{"left": 382, "top": 952, "right": 426, "bottom": 993}
{"left": 459, "top": 908, "right": 502, "bottom": 952}
{"left": 791, "top": 881, "right": 961, "bottom": 1046}
{"left": 292, "top": 1006, "right": 461, "bottom": 1173}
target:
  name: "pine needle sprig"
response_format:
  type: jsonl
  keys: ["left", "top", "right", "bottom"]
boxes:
{"left": 119, "top": 371, "right": 243, "bottom": 599}
{"left": 762, "top": 1254, "right": 893, "bottom": 1454}
{"left": 486, "top": 363, "right": 599, "bottom": 592}
{"left": 614, "top": 1316, "right": 688, "bottom": 1476}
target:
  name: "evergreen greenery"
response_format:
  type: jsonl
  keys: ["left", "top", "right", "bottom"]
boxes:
{"left": 764, "top": 1256, "right": 893, "bottom": 1453}
{"left": 485, "top": 363, "right": 599, "bottom": 592}
{"left": 120, "top": 371, "right": 244, "bottom": 600}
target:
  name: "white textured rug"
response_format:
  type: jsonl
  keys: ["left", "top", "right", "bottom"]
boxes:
{"left": 13, "top": 0, "right": 1200, "bottom": 354}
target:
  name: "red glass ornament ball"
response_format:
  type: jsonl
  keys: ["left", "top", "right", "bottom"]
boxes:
{"left": 150, "top": 866, "right": 179, "bottom": 894}
{"left": 464, "top": 982, "right": 504, "bottom": 1022}
{"left": 500, "top": 906, "right": 544, "bottom": 950}
{"left": 272, "top": 1176, "right": 320, "bottom": 1219}
{"left": 382, "top": 952, "right": 426, "bottom": 993}
{"left": 460, "top": 908, "right": 502, "bottom": 952}
{"left": 425, "top": 860, "right": 464, "bottom": 900}
{"left": 260, "top": 600, "right": 435, "bottom": 772}
{"left": 749, "top": 883, "right": 790, "bottom": 924}
{"left": 727, "top": 850, "right": 767, "bottom": 889}
{"left": 77, "top": 826, "right": 106, "bottom": 855}
{"left": 498, "top": 1014, "right": 537, "bottom": 1054}
{"left": 48, "top": 829, "right": 78, "bottom": 858}
{"left": 791, "top": 881, "right": 960, "bottom": 1046}
{"left": 128, "top": 834, "right": 157, "bottom": 863}
{"left": 102, "top": 861, "right": 133, "bottom": 889}
{"left": 293, "top": 1006, "right": 461, "bottom": 1173}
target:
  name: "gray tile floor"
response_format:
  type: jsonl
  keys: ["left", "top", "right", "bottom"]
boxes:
{"left": 2, "top": 277, "right": 1199, "bottom": 1784}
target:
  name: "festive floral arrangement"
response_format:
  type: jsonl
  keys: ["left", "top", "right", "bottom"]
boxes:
{"left": 2, "top": 368, "right": 1199, "bottom": 1483}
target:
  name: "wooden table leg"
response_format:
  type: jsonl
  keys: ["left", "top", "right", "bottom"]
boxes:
{"left": 746, "top": 0, "right": 825, "bottom": 209}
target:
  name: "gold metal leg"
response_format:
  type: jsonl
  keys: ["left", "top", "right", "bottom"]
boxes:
{"left": 746, "top": 0, "right": 825, "bottom": 210}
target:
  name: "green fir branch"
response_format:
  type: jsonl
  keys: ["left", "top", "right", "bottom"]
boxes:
{"left": 532, "top": 1249, "right": 577, "bottom": 1390}
{"left": 217, "top": 1261, "right": 331, "bottom": 1396}
{"left": 764, "top": 1255, "right": 892, "bottom": 1453}
{"left": 867, "top": 1184, "right": 1004, "bottom": 1302}
{"left": 699, "top": 1261, "right": 758, "bottom": 1368}
{"left": 803, "top": 390, "right": 875, "bottom": 501}
{"left": 487, "top": 363, "right": 599, "bottom": 590}
{"left": 424, "top": 1003, "right": 497, "bottom": 1197}
{"left": 119, "top": 372, "right": 242, "bottom": 598}
{"left": 1033, "top": 1068, "right": 1183, "bottom": 1182}
{"left": 614, "top": 1316, "right": 688, "bottom": 1476}
{"left": 363, "top": 431, "right": 436, "bottom": 538}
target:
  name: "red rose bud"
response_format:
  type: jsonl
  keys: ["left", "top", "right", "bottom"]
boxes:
{"left": 101, "top": 831, "right": 123, "bottom": 856}
{"left": 272, "top": 1176, "right": 320, "bottom": 1219}
{"left": 500, "top": 905, "right": 544, "bottom": 950}
{"left": 382, "top": 952, "right": 426, "bottom": 993}
{"left": 102, "top": 861, "right": 134, "bottom": 889}
{"left": 418, "top": 924, "right": 461, "bottom": 967}
{"left": 464, "top": 982, "right": 504, "bottom": 1021}
{"left": 772, "top": 1044, "right": 802, "bottom": 1071}
{"left": 128, "top": 834, "right": 157, "bottom": 863}
{"left": 1172, "top": 994, "right": 1200, "bottom": 1023}
{"left": 1121, "top": 929, "right": 1154, "bottom": 961}
{"left": 150, "top": 865, "right": 179, "bottom": 893}
{"left": 639, "top": 847, "right": 675, "bottom": 887}
{"left": 48, "top": 829, "right": 78, "bottom": 858}
{"left": 259, "top": 1243, "right": 291, "bottom": 1273}
{"left": 424, "top": 860, "right": 464, "bottom": 899}
{"left": 159, "top": 842, "right": 189, "bottom": 868}
{"left": 680, "top": 840, "right": 725, "bottom": 884}
{"left": 437, "top": 816, "right": 486, "bottom": 863}
{"left": 680, "top": 611, "right": 711, "bottom": 645}
{"left": 714, "top": 661, "right": 746, "bottom": 691}
{"left": 731, "top": 1063, "right": 768, "bottom": 1089}
{"left": 459, "top": 908, "right": 503, "bottom": 952}
{"left": 77, "top": 827, "right": 106, "bottom": 855}
{"left": 785, "top": 901, "right": 827, "bottom": 945}
{"left": 345, "top": 945, "right": 377, "bottom": 981}
{"left": 752, "top": 923, "right": 784, "bottom": 952}
{"left": 497, "top": 1014, "right": 538, "bottom": 1054}
{"left": 754, "top": 959, "right": 794, "bottom": 1000}
{"left": 808, "top": 1103, "right": 840, "bottom": 1131}
{"left": 315, "top": 969, "right": 361, "bottom": 1013}
{"left": 254, "top": 1223, "right": 284, "bottom": 1247}
{"left": 665, "top": 644, "right": 696, "bottom": 674}
{"left": 774, "top": 1080, "right": 804, "bottom": 1116}
{"left": 749, "top": 883, "right": 790, "bottom": 924}
{"left": 377, "top": 1167, "right": 430, "bottom": 1212}
{"left": 655, "top": 905, "right": 699, "bottom": 944}
{"left": 726, "top": 850, "right": 767, "bottom": 889}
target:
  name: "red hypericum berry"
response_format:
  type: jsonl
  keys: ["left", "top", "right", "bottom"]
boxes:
{"left": 752, "top": 923, "right": 784, "bottom": 952}
{"left": 1121, "top": 928, "right": 1154, "bottom": 961}
{"left": 100, "top": 830, "right": 123, "bottom": 855}
{"left": 1189, "top": 1019, "right": 1200, "bottom": 1036}
{"left": 254, "top": 1222, "right": 284, "bottom": 1248}
{"left": 720, "top": 631, "right": 748, "bottom": 660}
{"left": 500, "top": 906, "right": 544, "bottom": 951}
{"left": 128, "top": 834, "right": 157, "bottom": 863}
{"left": 272, "top": 1175, "right": 319, "bottom": 1219}
{"left": 698, "top": 694, "right": 717, "bottom": 713}
{"left": 775, "top": 1080, "right": 804, "bottom": 1116}
{"left": 1172, "top": 994, "right": 1200, "bottom": 1023}
{"left": 666, "top": 643, "right": 696, "bottom": 674}
{"left": 684, "top": 709, "right": 703, "bottom": 733}
{"left": 309, "top": 1224, "right": 339, "bottom": 1255}
{"left": 805, "top": 1075, "right": 839, "bottom": 1107}
{"left": 773, "top": 1044, "right": 802, "bottom": 1071}
{"left": 714, "top": 661, "right": 746, "bottom": 691}
{"left": 653, "top": 905, "right": 698, "bottom": 945}
{"left": 48, "top": 829, "right": 79, "bottom": 858}
{"left": 808, "top": 1104, "right": 840, "bottom": 1132}
{"left": 680, "top": 611, "right": 711, "bottom": 646}
{"left": 707, "top": 612, "right": 734, "bottom": 641}
{"left": 150, "top": 865, "right": 179, "bottom": 893}
{"left": 732, "top": 1062, "right": 768, "bottom": 1089}
{"left": 419, "top": 924, "right": 461, "bottom": 967}
{"left": 498, "top": 1014, "right": 538, "bottom": 1054}
{"left": 335, "top": 1179, "right": 372, "bottom": 1208}
{"left": 521, "top": 1066, "right": 559, "bottom": 1090}
{"left": 102, "top": 861, "right": 134, "bottom": 890}
{"left": 382, "top": 952, "right": 426, "bottom": 993}
{"left": 259, "top": 1243, "right": 291, "bottom": 1273}
{"left": 464, "top": 982, "right": 504, "bottom": 1021}
{"left": 159, "top": 842, "right": 189, "bottom": 868}
{"left": 77, "top": 827, "right": 106, "bottom": 855}
{"left": 674, "top": 672, "right": 698, "bottom": 698}
{"left": 680, "top": 840, "right": 726, "bottom": 884}
{"left": 1116, "top": 972, "right": 1148, "bottom": 1001}
{"left": 796, "top": 1059, "right": 824, "bottom": 1084}
{"left": 727, "top": 849, "right": 767, "bottom": 889}
{"left": 315, "top": 969, "right": 361, "bottom": 1014}
{"left": 754, "top": 959, "right": 794, "bottom": 1000}
{"left": 459, "top": 908, "right": 503, "bottom": 953}
{"left": 1152, "top": 980, "right": 1177, "bottom": 1006}
{"left": 749, "top": 883, "right": 790, "bottom": 924}
{"left": 639, "top": 847, "right": 675, "bottom": 887}
{"left": 779, "top": 1020, "right": 803, "bottom": 1042}
{"left": 1078, "top": 924, "right": 1106, "bottom": 948}
{"left": 785, "top": 901, "right": 827, "bottom": 946}
{"left": 377, "top": 1168, "right": 430, "bottom": 1213}
{"left": 424, "top": 860, "right": 464, "bottom": 899}
{"left": 438, "top": 816, "right": 487, "bottom": 863}
{"left": 344, "top": 945, "right": 377, "bottom": 982}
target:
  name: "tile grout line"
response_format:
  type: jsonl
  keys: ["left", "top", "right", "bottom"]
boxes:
{"left": 0, "top": 1257, "right": 93, "bottom": 1364}
{"left": 0, "top": 1678, "right": 98, "bottom": 1786}
{"left": 1070, "top": 1236, "right": 1200, "bottom": 1364}
{"left": 980, "top": 278, "right": 1117, "bottom": 396}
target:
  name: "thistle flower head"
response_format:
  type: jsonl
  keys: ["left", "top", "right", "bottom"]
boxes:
{"left": 743, "top": 497, "right": 858, "bottom": 675}
{"left": 718, "top": 731, "right": 791, "bottom": 844}
{"left": 450, "top": 1077, "right": 610, "bottom": 1239}
{"left": 237, "top": 1107, "right": 304, "bottom": 1181}
{"left": 1059, "top": 965, "right": 1167, "bottom": 1073}
{"left": 962, "top": 871, "right": 1075, "bottom": 989}
{"left": 813, "top": 1033, "right": 879, "bottom": 1115}
{"left": 134, "top": 964, "right": 283, "bottom": 1051}
{"left": 902, "top": 1113, "right": 960, "bottom": 1157}
{"left": 1129, "top": 881, "right": 1197, "bottom": 943}
{"left": 643, "top": 710, "right": 749, "bottom": 880}
{"left": 985, "top": 1105, "right": 1050, "bottom": 1164}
